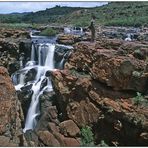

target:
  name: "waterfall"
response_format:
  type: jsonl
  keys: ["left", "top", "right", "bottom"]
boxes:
{"left": 11, "top": 34, "right": 72, "bottom": 133}
{"left": 80, "top": 27, "right": 83, "bottom": 34}
{"left": 31, "top": 44, "right": 35, "bottom": 61}
{"left": 14, "top": 72, "right": 25, "bottom": 91}
{"left": 44, "top": 44, "right": 55, "bottom": 69}
{"left": 23, "top": 74, "right": 51, "bottom": 133}
{"left": 59, "top": 58, "right": 65, "bottom": 69}
{"left": 22, "top": 43, "right": 55, "bottom": 132}
{"left": 38, "top": 45, "right": 42, "bottom": 66}
{"left": 11, "top": 42, "right": 56, "bottom": 133}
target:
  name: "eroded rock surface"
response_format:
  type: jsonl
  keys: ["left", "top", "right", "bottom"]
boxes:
{"left": 51, "top": 40, "right": 148, "bottom": 146}
{"left": 0, "top": 66, "right": 26, "bottom": 146}
{"left": 0, "top": 29, "right": 30, "bottom": 75}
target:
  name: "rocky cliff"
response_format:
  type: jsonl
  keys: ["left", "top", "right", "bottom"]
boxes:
{"left": 0, "top": 66, "right": 26, "bottom": 146}
{"left": 51, "top": 39, "right": 148, "bottom": 146}
{"left": 0, "top": 27, "right": 147, "bottom": 146}
{"left": 0, "top": 28, "right": 30, "bottom": 75}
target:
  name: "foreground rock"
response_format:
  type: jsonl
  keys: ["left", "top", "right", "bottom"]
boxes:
{"left": 51, "top": 40, "right": 148, "bottom": 146}
{"left": 0, "top": 66, "right": 26, "bottom": 146}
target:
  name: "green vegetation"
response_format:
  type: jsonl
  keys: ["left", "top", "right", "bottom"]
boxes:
{"left": 0, "top": 2, "right": 148, "bottom": 27}
{"left": 132, "top": 92, "right": 145, "bottom": 105}
{"left": 0, "top": 23, "right": 41, "bottom": 29}
{"left": 132, "top": 71, "right": 141, "bottom": 78}
{"left": 80, "top": 125, "right": 95, "bottom": 146}
{"left": 98, "top": 140, "right": 109, "bottom": 147}
{"left": 39, "top": 28, "right": 58, "bottom": 36}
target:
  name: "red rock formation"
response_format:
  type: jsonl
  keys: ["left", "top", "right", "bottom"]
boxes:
{"left": 51, "top": 40, "right": 148, "bottom": 146}
{"left": 66, "top": 41, "right": 147, "bottom": 92}
{"left": 0, "top": 66, "right": 26, "bottom": 146}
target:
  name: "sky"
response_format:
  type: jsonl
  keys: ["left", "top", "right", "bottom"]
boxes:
{"left": 0, "top": 2, "right": 108, "bottom": 14}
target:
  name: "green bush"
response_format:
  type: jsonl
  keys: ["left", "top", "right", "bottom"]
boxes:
{"left": 98, "top": 140, "right": 109, "bottom": 147}
{"left": 80, "top": 125, "right": 95, "bottom": 146}
{"left": 132, "top": 92, "right": 145, "bottom": 105}
{"left": 40, "top": 28, "right": 57, "bottom": 36}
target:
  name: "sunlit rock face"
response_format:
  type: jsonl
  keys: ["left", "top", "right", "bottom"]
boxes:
{"left": 51, "top": 40, "right": 148, "bottom": 146}
{"left": 0, "top": 66, "right": 25, "bottom": 146}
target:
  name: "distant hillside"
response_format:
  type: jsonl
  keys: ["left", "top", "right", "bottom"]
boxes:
{"left": 60, "top": 2, "right": 148, "bottom": 27}
{"left": 22, "top": 6, "right": 87, "bottom": 24}
{"left": 0, "top": 13, "right": 24, "bottom": 23}
{"left": 0, "top": 2, "right": 148, "bottom": 27}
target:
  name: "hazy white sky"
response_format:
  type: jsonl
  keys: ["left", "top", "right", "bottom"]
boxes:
{"left": 0, "top": 2, "right": 108, "bottom": 14}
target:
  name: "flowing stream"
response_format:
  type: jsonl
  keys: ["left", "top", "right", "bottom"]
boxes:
{"left": 12, "top": 33, "right": 73, "bottom": 133}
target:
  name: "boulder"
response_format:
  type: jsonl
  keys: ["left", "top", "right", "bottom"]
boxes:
{"left": 56, "top": 34, "right": 84, "bottom": 45}
{"left": 63, "top": 137, "right": 80, "bottom": 147}
{"left": 59, "top": 120, "right": 80, "bottom": 137}
{"left": 38, "top": 131, "right": 60, "bottom": 146}
{"left": 66, "top": 41, "right": 147, "bottom": 93}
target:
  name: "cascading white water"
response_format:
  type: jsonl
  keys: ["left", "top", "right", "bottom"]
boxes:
{"left": 22, "top": 43, "right": 55, "bottom": 132}
{"left": 23, "top": 73, "right": 52, "bottom": 133}
{"left": 44, "top": 44, "right": 55, "bottom": 69}
{"left": 59, "top": 58, "right": 64, "bottom": 69}
{"left": 38, "top": 45, "right": 42, "bottom": 66}
{"left": 12, "top": 36, "right": 73, "bottom": 133}
{"left": 31, "top": 44, "right": 35, "bottom": 61}
{"left": 80, "top": 27, "right": 83, "bottom": 33}
{"left": 11, "top": 42, "right": 56, "bottom": 133}
{"left": 15, "top": 72, "right": 25, "bottom": 91}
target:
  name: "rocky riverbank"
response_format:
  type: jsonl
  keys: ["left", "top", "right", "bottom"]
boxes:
{"left": 0, "top": 27, "right": 148, "bottom": 146}
{"left": 50, "top": 40, "right": 148, "bottom": 146}
{"left": 0, "top": 28, "right": 30, "bottom": 75}
{"left": 0, "top": 67, "right": 27, "bottom": 146}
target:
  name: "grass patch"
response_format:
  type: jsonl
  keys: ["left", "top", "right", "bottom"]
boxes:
{"left": 0, "top": 23, "right": 42, "bottom": 30}
{"left": 0, "top": 23, "right": 32, "bottom": 29}
{"left": 39, "top": 28, "right": 58, "bottom": 36}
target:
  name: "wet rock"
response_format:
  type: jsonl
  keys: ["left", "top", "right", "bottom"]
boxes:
{"left": 8, "top": 60, "right": 20, "bottom": 75}
{"left": 21, "top": 84, "right": 33, "bottom": 92}
{"left": 59, "top": 120, "right": 80, "bottom": 137}
{"left": 35, "top": 92, "right": 58, "bottom": 131}
{"left": 45, "top": 70, "right": 52, "bottom": 77}
{"left": 17, "top": 85, "right": 33, "bottom": 119}
{"left": 24, "top": 68, "right": 37, "bottom": 83}
{"left": 40, "top": 91, "right": 55, "bottom": 112}
{"left": 40, "top": 78, "right": 48, "bottom": 91}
